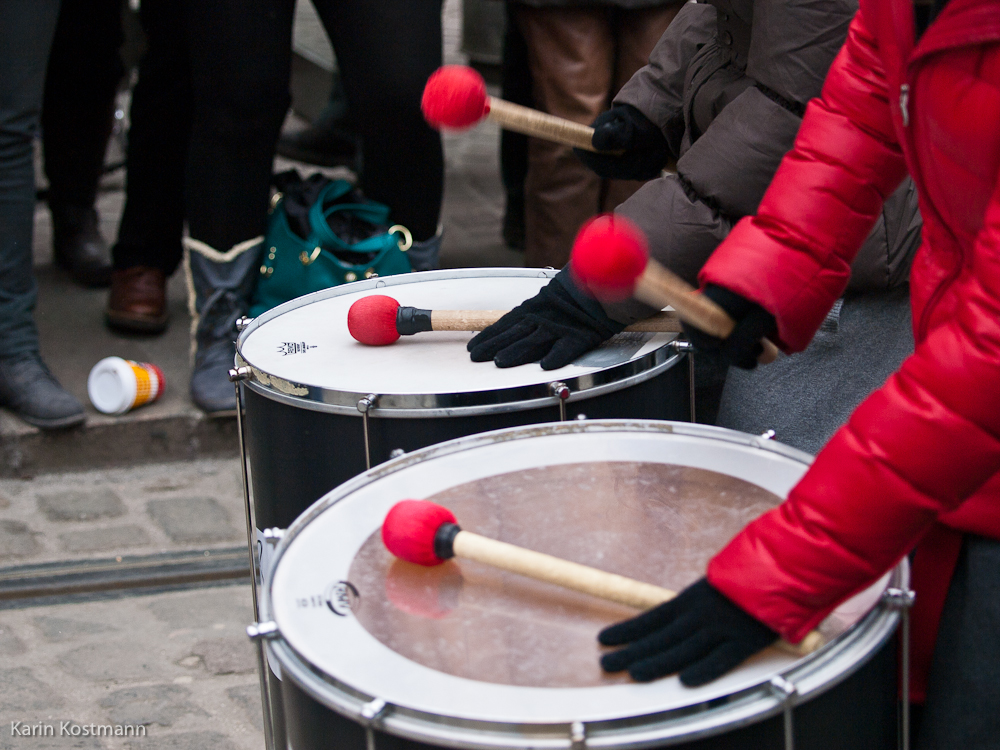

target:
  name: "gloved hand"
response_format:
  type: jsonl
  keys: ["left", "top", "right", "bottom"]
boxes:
{"left": 682, "top": 285, "right": 778, "bottom": 370}
{"left": 599, "top": 578, "right": 779, "bottom": 686}
{"left": 467, "top": 270, "right": 625, "bottom": 369}
{"left": 573, "top": 104, "right": 671, "bottom": 181}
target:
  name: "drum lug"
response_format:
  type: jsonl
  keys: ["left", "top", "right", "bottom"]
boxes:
{"left": 570, "top": 720, "right": 586, "bottom": 748}
{"left": 236, "top": 315, "right": 253, "bottom": 332}
{"left": 549, "top": 381, "right": 571, "bottom": 421}
{"left": 247, "top": 621, "right": 279, "bottom": 641}
{"left": 361, "top": 698, "right": 389, "bottom": 750}
{"left": 228, "top": 366, "right": 252, "bottom": 382}
{"left": 262, "top": 528, "right": 285, "bottom": 546}
{"left": 671, "top": 339, "right": 694, "bottom": 353}
{"left": 884, "top": 586, "right": 915, "bottom": 750}
{"left": 768, "top": 676, "right": 797, "bottom": 750}
{"left": 357, "top": 394, "right": 379, "bottom": 470}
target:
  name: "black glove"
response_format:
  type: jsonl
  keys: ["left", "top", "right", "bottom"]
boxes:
{"left": 467, "top": 270, "right": 625, "bottom": 370}
{"left": 573, "top": 104, "right": 671, "bottom": 181}
{"left": 682, "top": 285, "right": 778, "bottom": 370}
{"left": 599, "top": 578, "right": 779, "bottom": 686}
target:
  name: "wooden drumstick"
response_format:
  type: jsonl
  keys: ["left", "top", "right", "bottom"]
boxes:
{"left": 382, "top": 500, "right": 824, "bottom": 657}
{"left": 570, "top": 214, "right": 781, "bottom": 364}
{"left": 421, "top": 66, "right": 608, "bottom": 153}
{"left": 347, "top": 295, "right": 681, "bottom": 346}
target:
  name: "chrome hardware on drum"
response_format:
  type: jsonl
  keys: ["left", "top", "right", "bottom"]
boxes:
{"left": 258, "top": 421, "right": 907, "bottom": 750}
{"left": 234, "top": 268, "right": 689, "bottom": 551}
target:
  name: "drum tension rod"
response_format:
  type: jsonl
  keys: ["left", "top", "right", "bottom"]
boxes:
{"left": 549, "top": 382, "right": 571, "bottom": 421}
{"left": 570, "top": 720, "right": 587, "bottom": 749}
{"left": 357, "top": 394, "right": 378, "bottom": 470}
{"left": 671, "top": 340, "right": 696, "bottom": 423}
{"left": 768, "top": 675, "right": 797, "bottom": 750}
{"left": 361, "top": 698, "right": 389, "bottom": 750}
{"left": 246, "top": 622, "right": 280, "bottom": 750}
{"left": 884, "top": 586, "right": 916, "bottom": 750}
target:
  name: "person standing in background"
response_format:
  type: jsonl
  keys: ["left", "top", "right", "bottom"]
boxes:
{"left": 0, "top": 0, "right": 86, "bottom": 428}
{"left": 509, "top": 0, "right": 686, "bottom": 268}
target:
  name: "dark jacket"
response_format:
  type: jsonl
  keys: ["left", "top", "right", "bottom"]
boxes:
{"left": 605, "top": 0, "right": 922, "bottom": 322}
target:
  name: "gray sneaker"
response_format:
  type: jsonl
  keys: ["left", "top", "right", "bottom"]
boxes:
{"left": 0, "top": 354, "right": 85, "bottom": 429}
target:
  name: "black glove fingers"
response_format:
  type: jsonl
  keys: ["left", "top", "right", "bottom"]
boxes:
{"left": 600, "top": 610, "right": 701, "bottom": 672}
{"left": 539, "top": 335, "right": 593, "bottom": 370}
{"left": 678, "top": 640, "right": 761, "bottom": 687}
{"left": 597, "top": 598, "right": 684, "bottom": 647}
{"left": 468, "top": 321, "right": 537, "bottom": 362}
{"left": 626, "top": 629, "right": 721, "bottom": 683}
{"left": 493, "top": 326, "right": 559, "bottom": 368}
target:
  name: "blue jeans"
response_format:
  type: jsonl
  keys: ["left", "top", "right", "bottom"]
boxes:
{"left": 0, "top": 0, "right": 60, "bottom": 357}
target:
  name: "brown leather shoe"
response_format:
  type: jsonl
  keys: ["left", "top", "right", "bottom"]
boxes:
{"left": 106, "top": 266, "right": 169, "bottom": 334}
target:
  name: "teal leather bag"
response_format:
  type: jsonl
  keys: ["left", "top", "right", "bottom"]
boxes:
{"left": 250, "top": 179, "right": 412, "bottom": 317}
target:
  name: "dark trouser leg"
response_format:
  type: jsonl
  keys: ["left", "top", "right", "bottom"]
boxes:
{"left": 0, "top": 0, "right": 60, "bottom": 358}
{"left": 313, "top": 0, "right": 444, "bottom": 242}
{"left": 113, "top": 0, "right": 192, "bottom": 275}
{"left": 42, "top": 0, "right": 124, "bottom": 210}
{"left": 501, "top": 6, "right": 531, "bottom": 251}
{"left": 514, "top": 6, "right": 613, "bottom": 269}
{"left": 918, "top": 535, "right": 1000, "bottom": 749}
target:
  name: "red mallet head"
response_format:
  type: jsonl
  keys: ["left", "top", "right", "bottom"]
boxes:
{"left": 382, "top": 500, "right": 458, "bottom": 566}
{"left": 421, "top": 66, "right": 489, "bottom": 131}
{"left": 348, "top": 295, "right": 401, "bottom": 346}
{"left": 569, "top": 214, "right": 649, "bottom": 302}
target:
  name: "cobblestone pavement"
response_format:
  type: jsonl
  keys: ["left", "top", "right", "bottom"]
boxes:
{"left": 0, "top": 584, "right": 261, "bottom": 750}
{"left": 0, "top": 459, "right": 243, "bottom": 568}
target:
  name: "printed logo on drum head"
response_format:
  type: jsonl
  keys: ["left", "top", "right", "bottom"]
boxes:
{"left": 325, "top": 580, "right": 360, "bottom": 616}
{"left": 277, "top": 341, "right": 317, "bottom": 356}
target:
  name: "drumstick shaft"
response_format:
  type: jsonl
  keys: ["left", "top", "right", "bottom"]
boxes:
{"left": 428, "top": 309, "right": 681, "bottom": 333}
{"left": 452, "top": 529, "right": 822, "bottom": 657}
{"left": 487, "top": 97, "right": 598, "bottom": 152}
{"left": 634, "top": 260, "right": 780, "bottom": 364}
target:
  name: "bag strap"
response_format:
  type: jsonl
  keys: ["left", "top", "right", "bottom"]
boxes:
{"left": 306, "top": 179, "right": 356, "bottom": 242}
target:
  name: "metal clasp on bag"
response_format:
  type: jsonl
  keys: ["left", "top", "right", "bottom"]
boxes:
{"left": 389, "top": 225, "right": 412, "bottom": 251}
{"left": 300, "top": 246, "right": 322, "bottom": 266}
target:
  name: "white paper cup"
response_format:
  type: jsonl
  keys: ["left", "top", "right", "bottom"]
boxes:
{"left": 87, "top": 357, "right": 165, "bottom": 415}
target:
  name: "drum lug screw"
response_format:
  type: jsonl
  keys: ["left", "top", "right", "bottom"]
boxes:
{"left": 760, "top": 429, "right": 776, "bottom": 440}
{"left": 246, "top": 621, "right": 279, "bottom": 641}
{"left": 671, "top": 339, "right": 694, "bottom": 353}
{"left": 229, "top": 366, "right": 251, "bottom": 383}
{"left": 550, "top": 382, "right": 571, "bottom": 422}
{"left": 883, "top": 587, "right": 916, "bottom": 609}
{"left": 361, "top": 698, "right": 388, "bottom": 724}
{"left": 570, "top": 720, "right": 587, "bottom": 748}
{"left": 389, "top": 448, "right": 406, "bottom": 459}
{"left": 262, "top": 528, "right": 285, "bottom": 546}
{"left": 236, "top": 316, "right": 253, "bottom": 332}
{"left": 575, "top": 413, "right": 587, "bottom": 421}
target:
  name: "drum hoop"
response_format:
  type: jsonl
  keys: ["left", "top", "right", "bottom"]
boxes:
{"left": 235, "top": 269, "right": 684, "bottom": 415}
{"left": 262, "top": 420, "right": 907, "bottom": 748}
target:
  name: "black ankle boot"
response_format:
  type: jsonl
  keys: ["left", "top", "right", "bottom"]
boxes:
{"left": 50, "top": 203, "right": 113, "bottom": 287}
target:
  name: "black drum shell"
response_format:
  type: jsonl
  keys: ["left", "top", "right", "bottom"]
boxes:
{"left": 243, "top": 360, "right": 689, "bottom": 531}
{"left": 279, "top": 633, "right": 897, "bottom": 750}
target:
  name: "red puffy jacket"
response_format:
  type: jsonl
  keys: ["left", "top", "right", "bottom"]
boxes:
{"left": 698, "top": 0, "right": 1000, "bottom": 699}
